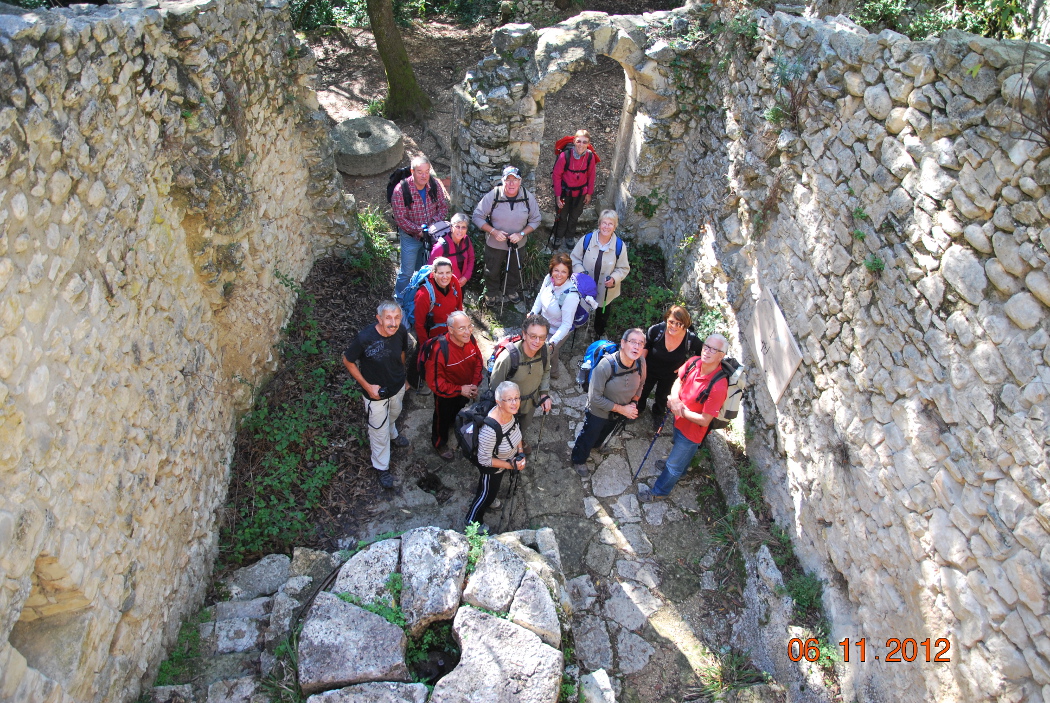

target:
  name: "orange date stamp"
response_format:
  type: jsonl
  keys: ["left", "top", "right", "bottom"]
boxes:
{"left": 788, "top": 638, "right": 952, "bottom": 663}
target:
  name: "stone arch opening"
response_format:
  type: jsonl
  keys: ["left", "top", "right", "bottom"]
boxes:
{"left": 534, "top": 54, "right": 626, "bottom": 229}
{"left": 452, "top": 13, "right": 677, "bottom": 238}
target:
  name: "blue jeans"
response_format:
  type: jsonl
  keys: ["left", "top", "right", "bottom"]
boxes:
{"left": 571, "top": 412, "right": 621, "bottom": 465}
{"left": 651, "top": 426, "right": 702, "bottom": 496}
{"left": 395, "top": 231, "right": 427, "bottom": 298}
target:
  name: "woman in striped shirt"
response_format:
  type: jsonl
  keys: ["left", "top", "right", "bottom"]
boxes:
{"left": 465, "top": 381, "right": 525, "bottom": 531}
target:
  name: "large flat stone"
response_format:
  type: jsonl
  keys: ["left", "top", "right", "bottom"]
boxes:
{"left": 206, "top": 676, "right": 266, "bottom": 703}
{"left": 429, "top": 607, "right": 563, "bottom": 703}
{"left": 508, "top": 569, "right": 561, "bottom": 648}
{"left": 306, "top": 682, "right": 430, "bottom": 703}
{"left": 214, "top": 597, "right": 271, "bottom": 622}
{"left": 333, "top": 117, "right": 404, "bottom": 176}
{"left": 223, "top": 554, "right": 290, "bottom": 601}
{"left": 298, "top": 592, "right": 409, "bottom": 694}
{"left": 572, "top": 614, "right": 613, "bottom": 671}
{"left": 591, "top": 455, "right": 631, "bottom": 498}
{"left": 463, "top": 538, "right": 527, "bottom": 613}
{"left": 602, "top": 580, "right": 661, "bottom": 631}
{"left": 615, "top": 629, "right": 655, "bottom": 674}
{"left": 332, "top": 538, "right": 401, "bottom": 606}
{"left": 400, "top": 527, "right": 470, "bottom": 636}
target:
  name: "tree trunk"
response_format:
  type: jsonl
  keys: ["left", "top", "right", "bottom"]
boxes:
{"left": 365, "top": 0, "right": 432, "bottom": 119}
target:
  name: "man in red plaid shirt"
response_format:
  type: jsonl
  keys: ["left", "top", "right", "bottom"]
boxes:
{"left": 392, "top": 155, "right": 450, "bottom": 297}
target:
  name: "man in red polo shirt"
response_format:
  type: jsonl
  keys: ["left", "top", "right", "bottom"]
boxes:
{"left": 639, "top": 334, "right": 730, "bottom": 502}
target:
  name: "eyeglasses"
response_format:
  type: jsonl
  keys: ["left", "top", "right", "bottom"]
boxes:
{"left": 524, "top": 333, "right": 546, "bottom": 343}
{"left": 702, "top": 343, "right": 725, "bottom": 355}
{"left": 500, "top": 396, "right": 521, "bottom": 403}
{"left": 623, "top": 339, "right": 645, "bottom": 347}
{"left": 666, "top": 320, "right": 684, "bottom": 328}
{"left": 451, "top": 325, "right": 473, "bottom": 332}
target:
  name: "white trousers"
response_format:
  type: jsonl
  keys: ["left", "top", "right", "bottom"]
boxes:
{"left": 364, "top": 386, "right": 405, "bottom": 471}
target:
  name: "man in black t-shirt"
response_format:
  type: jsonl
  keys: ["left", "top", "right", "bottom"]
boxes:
{"left": 342, "top": 300, "right": 411, "bottom": 489}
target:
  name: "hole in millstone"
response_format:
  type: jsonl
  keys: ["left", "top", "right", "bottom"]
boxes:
{"left": 416, "top": 472, "right": 454, "bottom": 503}
{"left": 357, "top": 131, "right": 372, "bottom": 139}
{"left": 407, "top": 621, "right": 460, "bottom": 684}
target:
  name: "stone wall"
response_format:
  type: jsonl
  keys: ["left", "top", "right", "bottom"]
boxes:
{"left": 453, "top": 7, "right": 1050, "bottom": 701}
{"left": 0, "top": 0, "right": 354, "bottom": 699}
{"left": 666, "top": 10, "right": 1050, "bottom": 703}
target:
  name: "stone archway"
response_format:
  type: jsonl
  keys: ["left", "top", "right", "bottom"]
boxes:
{"left": 451, "top": 13, "right": 680, "bottom": 237}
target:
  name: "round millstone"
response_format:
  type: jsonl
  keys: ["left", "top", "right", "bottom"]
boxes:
{"left": 332, "top": 116, "right": 404, "bottom": 176}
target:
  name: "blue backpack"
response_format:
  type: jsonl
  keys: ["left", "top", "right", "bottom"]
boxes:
{"left": 396, "top": 266, "right": 460, "bottom": 333}
{"left": 582, "top": 231, "right": 624, "bottom": 258}
{"left": 576, "top": 340, "right": 619, "bottom": 393}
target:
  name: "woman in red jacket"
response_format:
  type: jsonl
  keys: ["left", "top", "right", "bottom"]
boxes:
{"left": 408, "top": 257, "right": 463, "bottom": 394}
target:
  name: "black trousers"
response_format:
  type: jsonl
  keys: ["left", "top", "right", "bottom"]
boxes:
{"left": 593, "top": 304, "right": 612, "bottom": 338}
{"left": 465, "top": 468, "right": 505, "bottom": 526}
{"left": 552, "top": 189, "right": 586, "bottom": 243}
{"left": 571, "top": 411, "right": 622, "bottom": 464}
{"left": 432, "top": 394, "right": 468, "bottom": 449}
{"left": 638, "top": 373, "right": 675, "bottom": 418}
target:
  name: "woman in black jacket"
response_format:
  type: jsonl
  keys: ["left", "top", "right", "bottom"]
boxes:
{"left": 638, "top": 305, "right": 704, "bottom": 428}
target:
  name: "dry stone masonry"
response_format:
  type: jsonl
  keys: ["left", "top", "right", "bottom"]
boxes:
{"left": 452, "top": 6, "right": 1050, "bottom": 701}
{"left": 150, "top": 528, "right": 570, "bottom": 702}
{"left": 0, "top": 0, "right": 355, "bottom": 699}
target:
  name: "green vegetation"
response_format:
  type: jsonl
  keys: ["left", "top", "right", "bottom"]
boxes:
{"left": 852, "top": 229, "right": 866, "bottom": 241}
{"left": 693, "top": 646, "right": 769, "bottom": 697}
{"left": 465, "top": 522, "right": 488, "bottom": 573}
{"left": 221, "top": 272, "right": 360, "bottom": 564}
{"left": 784, "top": 573, "right": 824, "bottom": 616}
{"left": 864, "top": 253, "right": 885, "bottom": 275}
{"left": 406, "top": 621, "right": 460, "bottom": 669}
{"left": 262, "top": 628, "right": 306, "bottom": 703}
{"left": 348, "top": 204, "right": 397, "bottom": 286}
{"left": 738, "top": 460, "right": 764, "bottom": 508}
{"left": 767, "top": 52, "right": 811, "bottom": 134}
{"left": 851, "top": 0, "right": 1031, "bottom": 40}
{"left": 852, "top": 207, "right": 869, "bottom": 221}
{"left": 366, "top": 96, "right": 387, "bottom": 116}
{"left": 633, "top": 188, "right": 667, "bottom": 218}
{"left": 303, "top": 0, "right": 500, "bottom": 29}
{"left": 154, "top": 609, "right": 212, "bottom": 686}
{"left": 337, "top": 591, "right": 408, "bottom": 627}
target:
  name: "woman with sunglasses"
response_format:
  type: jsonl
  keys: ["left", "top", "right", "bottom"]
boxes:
{"left": 638, "top": 305, "right": 704, "bottom": 429}
{"left": 464, "top": 381, "right": 526, "bottom": 532}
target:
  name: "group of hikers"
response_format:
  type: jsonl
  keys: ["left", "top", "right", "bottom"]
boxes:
{"left": 341, "top": 133, "right": 739, "bottom": 531}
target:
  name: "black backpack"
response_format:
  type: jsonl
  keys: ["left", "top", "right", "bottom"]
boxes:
{"left": 485, "top": 185, "right": 533, "bottom": 224}
{"left": 454, "top": 395, "right": 518, "bottom": 469}
{"left": 387, "top": 167, "right": 439, "bottom": 208}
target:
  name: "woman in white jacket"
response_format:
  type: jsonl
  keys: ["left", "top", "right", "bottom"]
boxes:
{"left": 530, "top": 253, "right": 579, "bottom": 378}
{"left": 570, "top": 209, "right": 630, "bottom": 339}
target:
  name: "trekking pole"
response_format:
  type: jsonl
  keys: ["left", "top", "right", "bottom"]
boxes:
{"left": 499, "top": 466, "right": 521, "bottom": 533}
{"left": 499, "top": 243, "right": 515, "bottom": 317}
{"left": 632, "top": 411, "right": 669, "bottom": 482}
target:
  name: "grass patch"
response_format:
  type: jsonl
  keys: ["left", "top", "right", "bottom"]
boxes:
{"left": 692, "top": 647, "right": 768, "bottom": 698}
{"left": 261, "top": 627, "right": 305, "bottom": 703}
{"left": 154, "top": 609, "right": 212, "bottom": 686}
{"left": 221, "top": 272, "right": 361, "bottom": 565}
{"left": 465, "top": 522, "right": 488, "bottom": 573}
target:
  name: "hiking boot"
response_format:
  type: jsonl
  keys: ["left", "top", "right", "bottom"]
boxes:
{"left": 416, "top": 384, "right": 432, "bottom": 396}
{"left": 652, "top": 412, "right": 665, "bottom": 430}
{"left": 550, "top": 365, "right": 561, "bottom": 380}
{"left": 377, "top": 470, "right": 395, "bottom": 489}
{"left": 392, "top": 434, "right": 410, "bottom": 448}
{"left": 506, "top": 291, "right": 523, "bottom": 304}
{"left": 490, "top": 498, "right": 502, "bottom": 509}
{"left": 574, "top": 463, "right": 589, "bottom": 478}
{"left": 655, "top": 459, "right": 666, "bottom": 472}
{"left": 437, "top": 446, "right": 455, "bottom": 461}
{"left": 638, "top": 485, "right": 662, "bottom": 503}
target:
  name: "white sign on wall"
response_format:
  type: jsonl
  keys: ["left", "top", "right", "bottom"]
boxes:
{"left": 747, "top": 284, "right": 803, "bottom": 404}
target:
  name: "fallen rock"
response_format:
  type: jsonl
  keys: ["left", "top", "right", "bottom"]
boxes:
{"left": 430, "top": 607, "right": 562, "bottom": 703}
{"left": 214, "top": 597, "right": 271, "bottom": 622}
{"left": 291, "top": 548, "right": 339, "bottom": 584}
{"left": 579, "top": 669, "right": 615, "bottom": 702}
{"left": 223, "top": 554, "right": 290, "bottom": 601}
{"left": 298, "top": 592, "right": 409, "bottom": 694}
{"left": 463, "top": 538, "right": 527, "bottom": 612}
{"left": 151, "top": 685, "right": 194, "bottom": 703}
{"left": 566, "top": 575, "right": 598, "bottom": 613}
{"left": 400, "top": 527, "right": 470, "bottom": 636}
{"left": 602, "top": 580, "right": 661, "bottom": 631}
{"left": 332, "top": 539, "right": 402, "bottom": 606}
{"left": 306, "top": 681, "right": 430, "bottom": 703}
{"left": 206, "top": 676, "right": 265, "bottom": 703}
{"left": 508, "top": 569, "right": 561, "bottom": 648}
